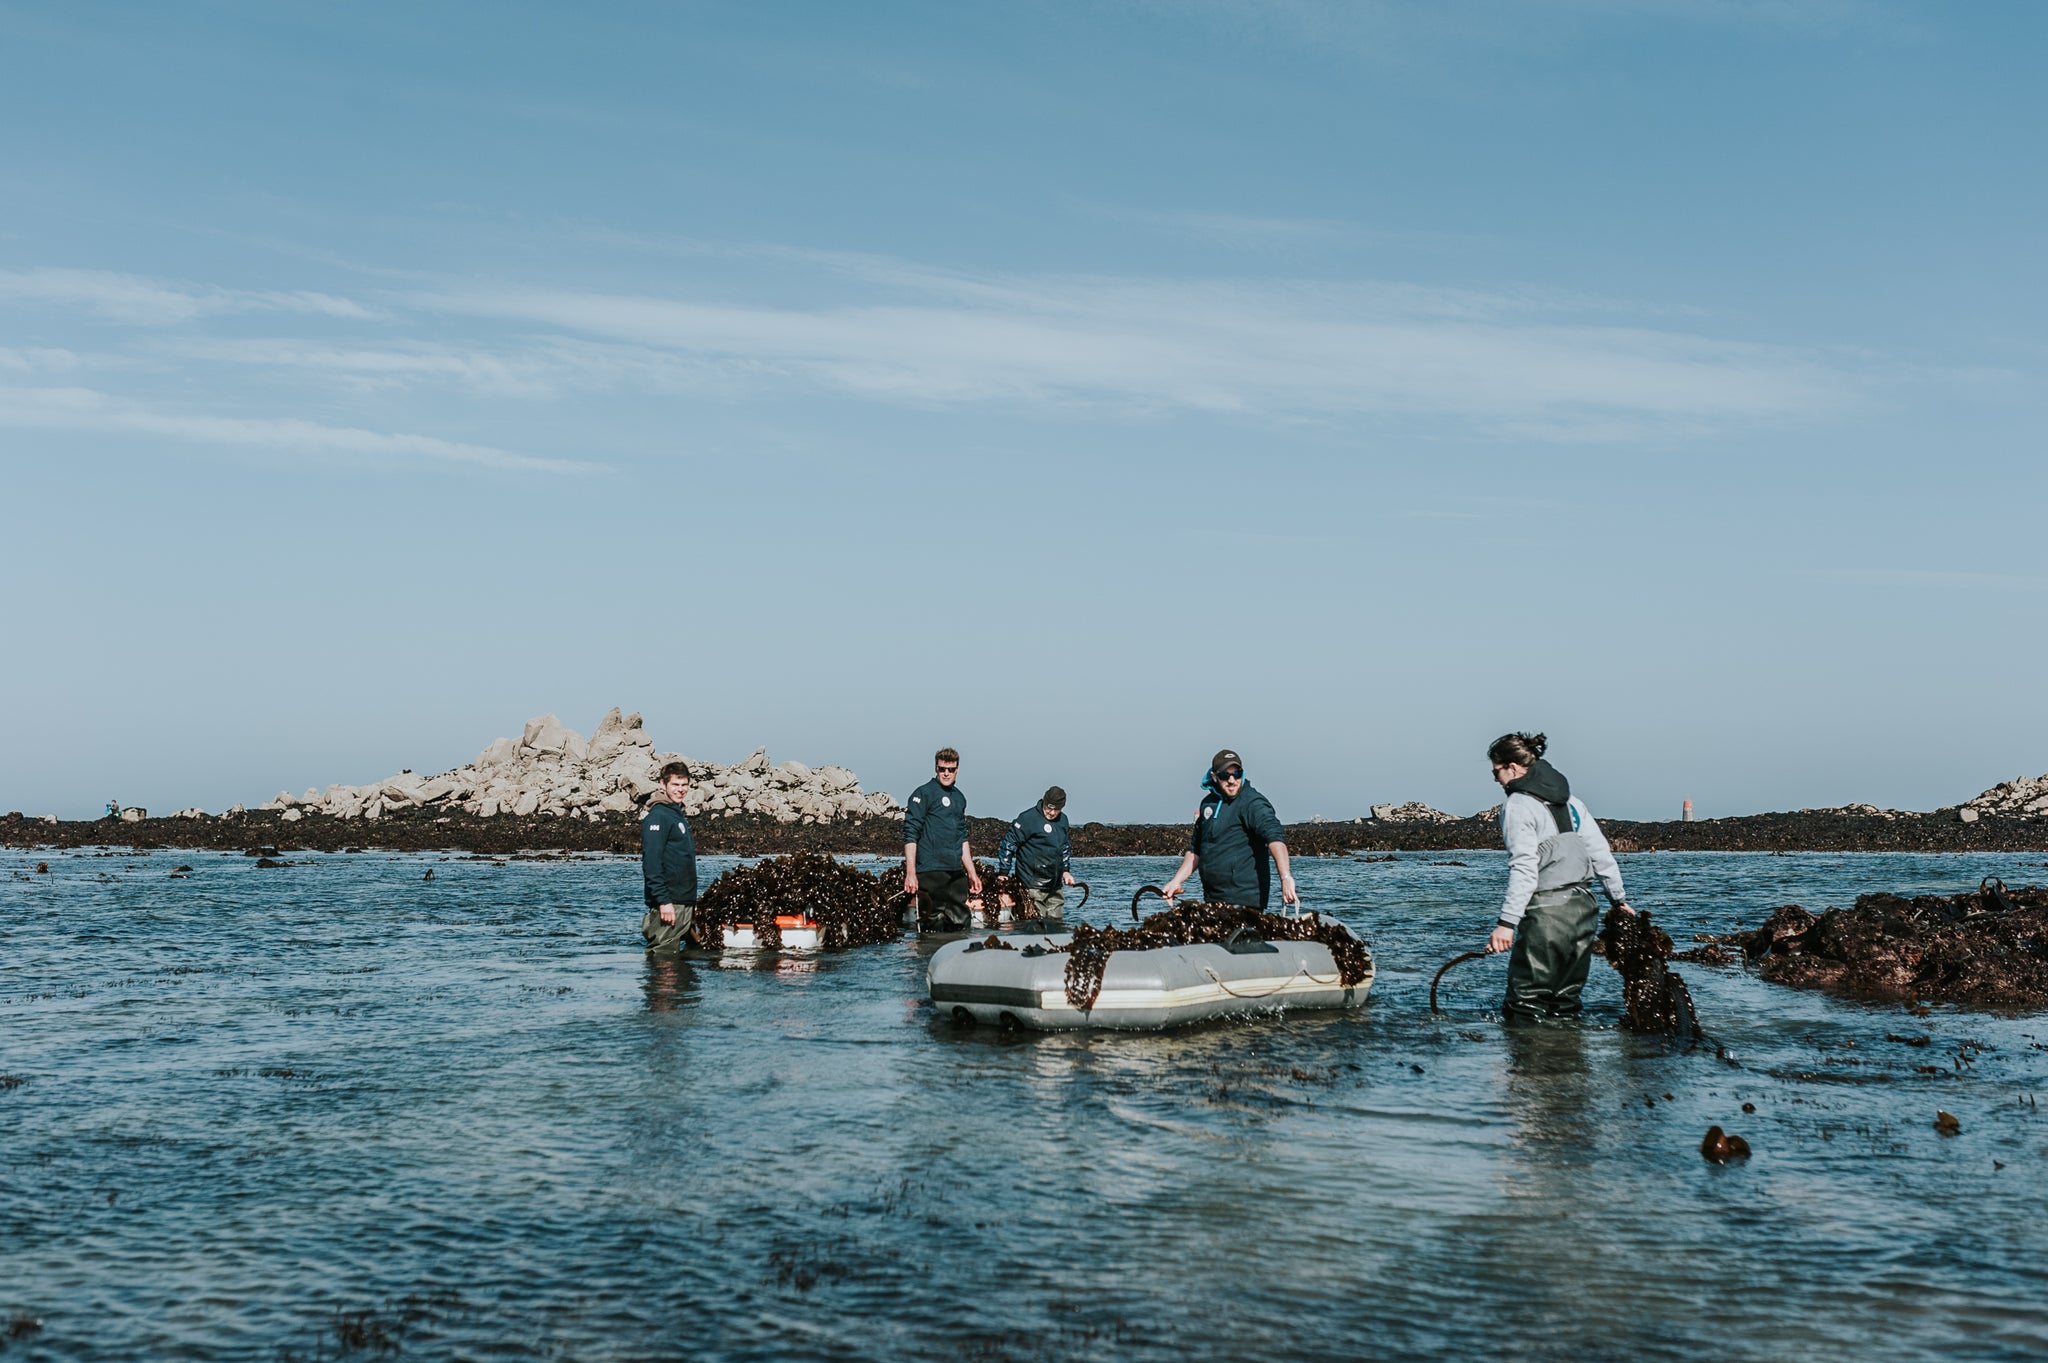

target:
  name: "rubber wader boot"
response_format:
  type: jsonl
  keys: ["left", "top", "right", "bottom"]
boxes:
{"left": 1503, "top": 886, "right": 1600, "bottom": 1022}
{"left": 917, "top": 869, "right": 974, "bottom": 932}
{"left": 642, "top": 904, "right": 696, "bottom": 953}
{"left": 1024, "top": 883, "right": 1066, "bottom": 924}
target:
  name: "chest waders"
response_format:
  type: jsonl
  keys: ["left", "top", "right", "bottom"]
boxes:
{"left": 1503, "top": 798, "right": 1602, "bottom": 1022}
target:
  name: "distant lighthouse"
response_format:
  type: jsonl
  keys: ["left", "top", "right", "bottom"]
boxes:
{"left": 1682, "top": 799, "right": 1694, "bottom": 823}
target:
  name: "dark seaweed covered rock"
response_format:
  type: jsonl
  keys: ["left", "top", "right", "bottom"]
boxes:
{"left": 1719, "top": 879, "right": 2048, "bottom": 1011}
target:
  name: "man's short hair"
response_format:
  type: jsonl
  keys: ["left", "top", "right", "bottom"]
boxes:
{"left": 934, "top": 747, "right": 960, "bottom": 766}
{"left": 658, "top": 760, "right": 691, "bottom": 783}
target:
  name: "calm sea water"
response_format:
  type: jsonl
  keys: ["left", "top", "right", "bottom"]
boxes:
{"left": 3, "top": 846, "right": 2045, "bottom": 1362}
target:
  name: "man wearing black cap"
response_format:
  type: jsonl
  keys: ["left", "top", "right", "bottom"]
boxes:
{"left": 1160, "top": 750, "right": 1298, "bottom": 911}
{"left": 995, "top": 786, "right": 1076, "bottom": 924}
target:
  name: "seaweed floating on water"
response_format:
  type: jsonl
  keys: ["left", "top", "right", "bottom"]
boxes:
{"left": 1052, "top": 895, "right": 1373, "bottom": 1011}
{"left": 695, "top": 852, "right": 906, "bottom": 950}
{"left": 1715, "top": 878, "right": 2048, "bottom": 1011}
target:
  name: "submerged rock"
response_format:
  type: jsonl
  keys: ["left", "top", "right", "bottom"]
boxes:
{"left": 1700, "top": 1126, "right": 1752, "bottom": 1163}
{"left": 1716, "top": 879, "right": 2048, "bottom": 1011}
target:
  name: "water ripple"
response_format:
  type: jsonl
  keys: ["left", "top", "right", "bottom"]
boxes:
{"left": 2, "top": 849, "right": 2045, "bottom": 1360}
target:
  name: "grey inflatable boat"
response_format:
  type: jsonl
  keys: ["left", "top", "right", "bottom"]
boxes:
{"left": 927, "top": 927, "right": 1374, "bottom": 1031}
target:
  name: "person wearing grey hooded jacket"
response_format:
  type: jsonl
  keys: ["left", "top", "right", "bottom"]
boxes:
{"left": 1484, "top": 732, "right": 1632, "bottom": 1021}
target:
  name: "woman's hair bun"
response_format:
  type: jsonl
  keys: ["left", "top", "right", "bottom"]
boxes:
{"left": 1487, "top": 731, "right": 1548, "bottom": 766}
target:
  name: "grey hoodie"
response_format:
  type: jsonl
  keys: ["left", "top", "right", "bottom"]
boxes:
{"left": 1497, "top": 760, "right": 1625, "bottom": 928}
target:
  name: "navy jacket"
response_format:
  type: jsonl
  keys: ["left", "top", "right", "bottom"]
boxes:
{"left": 903, "top": 778, "right": 969, "bottom": 873}
{"left": 1189, "top": 783, "right": 1285, "bottom": 909}
{"left": 996, "top": 806, "right": 1071, "bottom": 887}
{"left": 641, "top": 799, "right": 698, "bottom": 907}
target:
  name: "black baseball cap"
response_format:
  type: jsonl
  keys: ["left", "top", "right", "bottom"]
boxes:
{"left": 1211, "top": 749, "right": 1243, "bottom": 776}
{"left": 1042, "top": 786, "right": 1067, "bottom": 809}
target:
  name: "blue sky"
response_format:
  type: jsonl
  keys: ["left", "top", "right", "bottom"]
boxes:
{"left": 2, "top": 0, "right": 2043, "bottom": 823}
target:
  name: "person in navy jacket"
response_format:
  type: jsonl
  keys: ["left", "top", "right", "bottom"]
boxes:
{"left": 1160, "top": 749, "right": 1298, "bottom": 910}
{"left": 640, "top": 761, "right": 698, "bottom": 952}
{"left": 903, "top": 747, "right": 982, "bottom": 931}
{"left": 996, "top": 786, "right": 1076, "bottom": 923}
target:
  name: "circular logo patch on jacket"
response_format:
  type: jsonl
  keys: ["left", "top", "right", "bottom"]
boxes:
{"left": 1043, "top": 823, "right": 1052, "bottom": 833}
{"left": 941, "top": 796, "right": 951, "bottom": 807}
{"left": 1204, "top": 807, "right": 1215, "bottom": 819}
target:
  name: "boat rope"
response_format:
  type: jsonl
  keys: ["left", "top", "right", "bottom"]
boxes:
{"left": 1199, "top": 961, "right": 1342, "bottom": 999}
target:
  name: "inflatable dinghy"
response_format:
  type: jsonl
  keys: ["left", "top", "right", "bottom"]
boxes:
{"left": 928, "top": 925, "right": 1373, "bottom": 1031}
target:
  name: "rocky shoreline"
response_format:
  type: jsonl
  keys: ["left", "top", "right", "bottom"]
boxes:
{"left": 7, "top": 806, "right": 2048, "bottom": 858}
{"left": 7, "top": 708, "right": 2043, "bottom": 857}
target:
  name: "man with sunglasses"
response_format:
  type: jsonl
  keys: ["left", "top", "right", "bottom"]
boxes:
{"left": 1160, "top": 749, "right": 1298, "bottom": 912}
{"left": 903, "top": 747, "right": 982, "bottom": 932}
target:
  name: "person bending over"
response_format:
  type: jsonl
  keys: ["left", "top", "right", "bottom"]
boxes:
{"left": 996, "top": 786, "right": 1076, "bottom": 924}
{"left": 640, "top": 761, "right": 699, "bottom": 952}
{"left": 1160, "top": 749, "right": 1298, "bottom": 911}
{"left": 1484, "top": 732, "right": 1633, "bottom": 1022}
{"left": 904, "top": 747, "right": 981, "bottom": 932}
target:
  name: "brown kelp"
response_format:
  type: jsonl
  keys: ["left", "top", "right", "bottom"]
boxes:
{"left": 1597, "top": 907, "right": 1712, "bottom": 1042}
{"left": 1428, "top": 950, "right": 1490, "bottom": 1013}
{"left": 694, "top": 852, "right": 905, "bottom": 950}
{"left": 1714, "top": 878, "right": 2048, "bottom": 1011}
{"left": 1050, "top": 892, "right": 1373, "bottom": 1011}
{"left": 875, "top": 860, "right": 1015, "bottom": 931}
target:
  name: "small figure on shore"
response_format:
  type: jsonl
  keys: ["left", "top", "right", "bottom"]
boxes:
{"left": 641, "top": 761, "right": 699, "bottom": 953}
{"left": 1484, "top": 732, "right": 1633, "bottom": 1022}
{"left": 1160, "top": 750, "right": 1298, "bottom": 910}
{"left": 996, "top": 786, "right": 1076, "bottom": 924}
{"left": 104, "top": 798, "right": 119, "bottom": 820}
{"left": 904, "top": 747, "right": 981, "bottom": 932}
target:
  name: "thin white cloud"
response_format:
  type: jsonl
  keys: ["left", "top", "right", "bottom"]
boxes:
{"left": 157, "top": 334, "right": 746, "bottom": 401}
{"left": 1160, "top": 0, "right": 1893, "bottom": 52}
{"left": 0, "top": 385, "right": 590, "bottom": 474}
{"left": 0, "top": 268, "right": 375, "bottom": 325}
{"left": 2, "top": 251, "right": 1871, "bottom": 445}
{"left": 1825, "top": 569, "right": 2048, "bottom": 593}
{"left": 413, "top": 272, "right": 1857, "bottom": 437}
{"left": 0, "top": 346, "right": 86, "bottom": 373}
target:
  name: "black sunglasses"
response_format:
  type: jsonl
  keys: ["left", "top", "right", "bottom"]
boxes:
{"left": 1218, "top": 768, "right": 1243, "bottom": 780}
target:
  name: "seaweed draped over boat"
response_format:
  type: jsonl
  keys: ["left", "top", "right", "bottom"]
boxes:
{"left": 1055, "top": 901, "right": 1373, "bottom": 1012}
{"left": 697, "top": 854, "right": 1018, "bottom": 950}
{"left": 694, "top": 852, "right": 905, "bottom": 950}
{"left": 1712, "top": 878, "right": 2048, "bottom": 1011}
